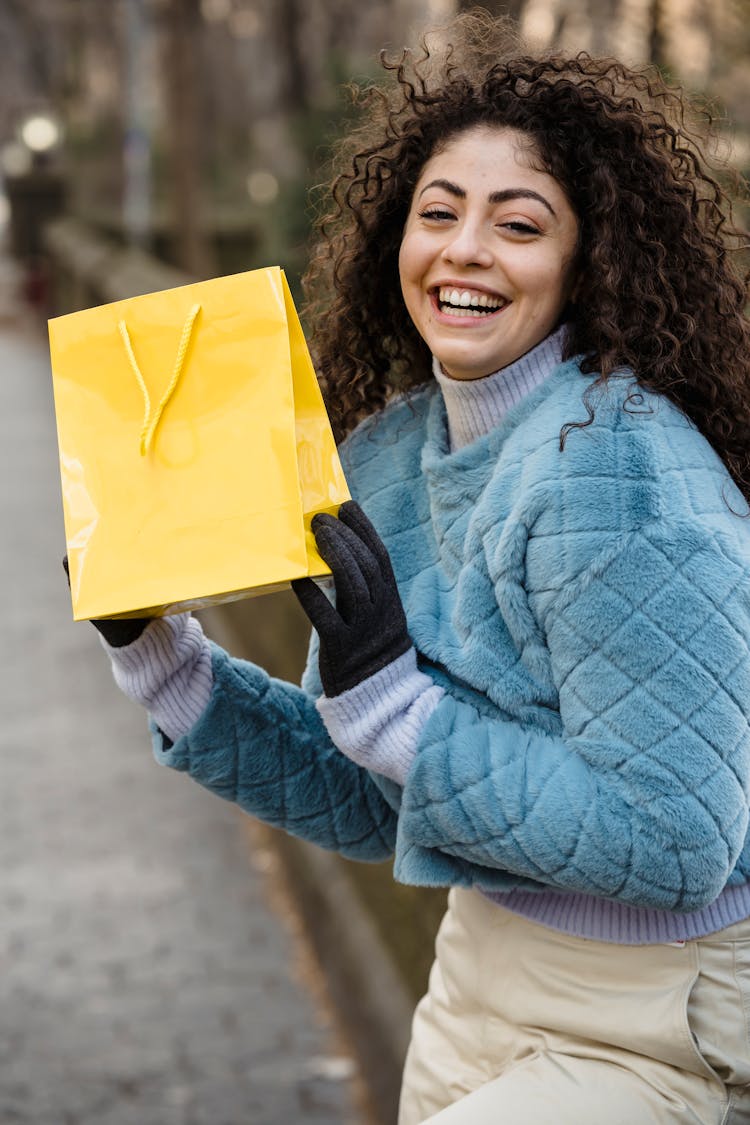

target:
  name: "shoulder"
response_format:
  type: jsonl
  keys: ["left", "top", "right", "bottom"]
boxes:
{"left": 520, "top": 363, "right": 740, "bottom": 529}
{"left": 338, "top": 383, "right": 436, "bottom": 499}
{"left": 340, "top": 382, "right": 435, "bottom": 455}
{"left": 505, "top": 363, "right": 750, "bottom": 598}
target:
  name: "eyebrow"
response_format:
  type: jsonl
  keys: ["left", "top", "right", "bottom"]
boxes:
{"left": 418, "top": 178, "right": 557, "bottom": 217}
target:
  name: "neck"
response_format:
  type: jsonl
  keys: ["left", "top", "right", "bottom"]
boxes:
{"left": 433, "top": 325, "right": 568, "bottom": 451}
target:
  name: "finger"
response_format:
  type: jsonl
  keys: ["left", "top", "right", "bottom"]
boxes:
{"left": 313, "top": 518, "right": 380, "bottom": 620}
{"left": 291, "top": 577, "right": 341, "bottom": 635}
{"left": 92, "top": 616, "right": 150, "bottom": 647}
{"left": 313, "top": 521, "right": 367, "bottom": 620}
{"left": 313, "top": 511, "right": 382, "bottom": 587}
{"left": 336, "top": 501, "right": 398, "bottom": 584}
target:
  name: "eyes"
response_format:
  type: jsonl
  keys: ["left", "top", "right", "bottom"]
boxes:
{"left": 417, "top": 207, "right": 455, "bottom": 222}
{"left": 416, "top": 207, "right": 542, "bottom": 236}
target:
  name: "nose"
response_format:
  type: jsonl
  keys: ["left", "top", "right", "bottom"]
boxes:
{"left": 441, "top": 219, "right": 494, "bottom": 269}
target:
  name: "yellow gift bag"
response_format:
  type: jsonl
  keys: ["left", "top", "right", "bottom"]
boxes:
{"left": 49, "top": 267, "right": 350, "bottom": 620}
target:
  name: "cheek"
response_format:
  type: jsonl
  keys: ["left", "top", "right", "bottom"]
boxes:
{"left": 398, "top": 234, "right": 418, "bottom": 285}
{"left": 399, "top": 226, "right": 435, "bottom": 283}
{"left": 523, "top": 257, "right": 575, "bottom": 305}
{"left": 397, "top": 247, "right": 411, "bottom": 314}
{"left": 397, "top": 240, "right": 409, "bottom": 286}
{"left": 398, "top": 237, "right": 427, "bottom": 320}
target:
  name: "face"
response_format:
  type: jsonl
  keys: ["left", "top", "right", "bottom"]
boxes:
{"left": 398, "top": 126, "right": 580, "bottom": 380}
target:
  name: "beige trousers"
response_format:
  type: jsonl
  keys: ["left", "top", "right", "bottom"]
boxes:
{"left": 398, "top": 888, "right": 750, "bottom": 1124}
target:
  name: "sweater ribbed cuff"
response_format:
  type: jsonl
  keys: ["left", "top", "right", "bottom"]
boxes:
{"left": 316, "top": 647, "right": 444, "bottom": 785}
{"left": 102, "top": 613, "right": 213, "bottom": 742}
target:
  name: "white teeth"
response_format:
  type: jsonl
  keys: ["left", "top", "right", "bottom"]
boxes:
{"left": 442, "top": 305, "right": 494, "bottom": 317}
{"left": 437, "top": 286, "right": 503, "bottom": 312}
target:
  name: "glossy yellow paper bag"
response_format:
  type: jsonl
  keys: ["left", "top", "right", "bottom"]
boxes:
{"left": 49, "top": 267, "right": 349, "bottom": 620}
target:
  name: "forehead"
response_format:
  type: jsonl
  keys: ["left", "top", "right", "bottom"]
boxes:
{"left": 416, "top": 126, "right": 553, "bottom": 188}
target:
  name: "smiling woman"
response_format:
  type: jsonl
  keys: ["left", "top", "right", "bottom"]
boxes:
{"left": 80, "top": 9, "right": 750, "bottom": 1125}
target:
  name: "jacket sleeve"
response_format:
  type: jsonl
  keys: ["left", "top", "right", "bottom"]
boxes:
{"left": 151, "top": 645, "right": 398, "bottom": 862}
{"left": 396, "top": 520, "right": 750, "bottom": 910}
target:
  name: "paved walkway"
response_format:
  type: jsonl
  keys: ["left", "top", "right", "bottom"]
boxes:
{"left": 0, "top": 250, "right": 363, "bottom": 1124}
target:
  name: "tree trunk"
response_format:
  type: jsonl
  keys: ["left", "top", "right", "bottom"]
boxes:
{"left": 587, "top": 0, "right": 620, "bottom": 54}
{"left": 269, "top": 0, "right": 310, "bottom": 116}
{"left": 647, "top": 0, "right": 669, "bottom": 70}
{"left": 160, "top": 0, "right": 215, "bottom": 278}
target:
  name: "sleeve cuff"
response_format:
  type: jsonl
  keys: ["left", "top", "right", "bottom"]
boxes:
{"left": 102, "top": 613, "right": 213, "bottom": 742}
{"left": 316, "top": 647, "right": 444, "bottom": 785}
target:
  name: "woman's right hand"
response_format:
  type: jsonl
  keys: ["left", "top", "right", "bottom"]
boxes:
{"left": 62, "top": 556, "right": 151, "bottom": 647}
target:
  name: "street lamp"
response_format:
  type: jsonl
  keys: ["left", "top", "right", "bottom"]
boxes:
{"left": 19, "top": 115, "right": 62, "bottom": 156}
{"left": 2, "top": 112, "right": 66, "bottom": 262}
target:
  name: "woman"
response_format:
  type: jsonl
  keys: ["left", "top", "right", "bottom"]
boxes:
{"left": 87, "top": 12, "right": 750, "bottom": 1122}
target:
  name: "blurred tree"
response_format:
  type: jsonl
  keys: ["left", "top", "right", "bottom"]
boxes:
{"left": 271, "top": 0, "right": 312, "bottom": 114}
{"left": 1, "top": 0, "right": 747, "bottom": 277}
{"left": 159, "top": 0, "right": 216, "bottom": 276}
{"left": 587, "top": 0, "right": 620, "bottom": 55}
{"left": 647, "top": 0, "right": 669, "bottom": 72}
{"left": 3, "top": 0, "right": 52, "bottom": 95}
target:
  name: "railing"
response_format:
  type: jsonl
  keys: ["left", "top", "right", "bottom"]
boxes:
{"left": 44, "top": 216, "right": 193, "bottom": 312}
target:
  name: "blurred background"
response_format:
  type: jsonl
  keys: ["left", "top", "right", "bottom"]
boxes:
{"left": 2, "top": 0, "right": 749, "bottom": 302}
{"left": 1, "top": 2, "right": 749, "bottom": 1122}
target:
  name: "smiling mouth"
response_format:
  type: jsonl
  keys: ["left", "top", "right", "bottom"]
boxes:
{"left": 434, "top": 286, "right": 509, "bottom": 318}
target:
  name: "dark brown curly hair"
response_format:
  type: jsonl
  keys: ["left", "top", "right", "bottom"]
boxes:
{"left": 302, "top": 10, "right": 750, "bottom": 500}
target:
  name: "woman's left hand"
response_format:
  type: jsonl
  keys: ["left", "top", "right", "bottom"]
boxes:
{"left": 292, "top": 501, "right": 413, "bottom": 697}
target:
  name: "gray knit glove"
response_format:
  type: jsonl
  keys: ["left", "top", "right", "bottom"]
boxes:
{"left": 292, "top": 501, "right": 412, "bottom": 697}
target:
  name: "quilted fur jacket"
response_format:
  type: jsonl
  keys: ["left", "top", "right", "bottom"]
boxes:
{"left": 151, "top": 358, "right": 750, "bottom": 915}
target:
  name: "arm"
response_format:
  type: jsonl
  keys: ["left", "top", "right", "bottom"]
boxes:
{"left": 396, "top": 522, "right": 750, "bottom": 910}
{"left": 151, "top": 645, "right": 398, "bottom": 862}
{"left": 87, "top": 593, "right": 397, "bottom": 862}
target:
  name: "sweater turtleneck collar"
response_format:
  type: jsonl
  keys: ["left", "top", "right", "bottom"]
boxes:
{"left": 432, "top": 324, "right": 568, "bottom": 452}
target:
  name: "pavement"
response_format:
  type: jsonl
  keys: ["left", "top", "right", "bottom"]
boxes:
{"left": 0, "top": 247, "right": 365, "bottom": 1124}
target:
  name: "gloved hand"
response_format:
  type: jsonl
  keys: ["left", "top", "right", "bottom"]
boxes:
{"left": 62, "top": 556, "right": 151, "bottom": 647}
{"left": 292, "top": 500, "right": 412, "bottom": 697}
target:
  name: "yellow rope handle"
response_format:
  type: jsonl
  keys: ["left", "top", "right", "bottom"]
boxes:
{"left": 118, "top": 302, "right": 202, "bottom": 455}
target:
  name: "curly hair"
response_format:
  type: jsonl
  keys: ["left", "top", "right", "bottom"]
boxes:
{"left": 302, "top": 10, "right": 750, "bottom": 501}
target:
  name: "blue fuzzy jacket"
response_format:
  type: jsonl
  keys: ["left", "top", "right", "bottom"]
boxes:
{"left": 152, "top": 359, "right": 750, "bottom": 921}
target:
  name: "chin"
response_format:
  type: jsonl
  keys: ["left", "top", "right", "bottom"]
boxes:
{"left": 437, "top": 352, "right": 505, "bottom": 381}
{"left": 441, "top": 365, "right": 488, "bottom": 381}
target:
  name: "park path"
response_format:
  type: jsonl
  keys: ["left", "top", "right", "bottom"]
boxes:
{"left": 0, "top": 249, "right": 363, "bottom": 1125}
